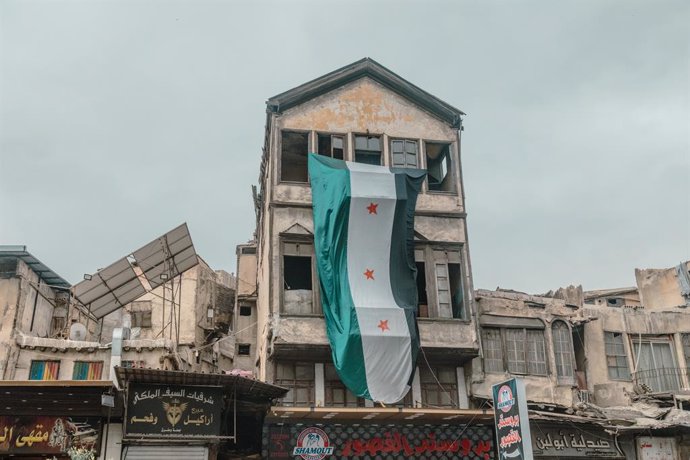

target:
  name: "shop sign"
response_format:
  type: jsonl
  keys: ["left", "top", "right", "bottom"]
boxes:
{"left": 636, "top": 437, "right": 678, "bottom": 460}
{"left": 532, "top": 423, "right": 623, "bottom": 458}
{"left": 0, "top": 416, "right": 101, "bottom": 455}
{"left": 492, "top": 378, "right": 533, "bottom": 459}
{"left": 263, "top": 423, "right": 495, "bottom": 459}
{"left": 125, "top": 383, "right": 222, "bottom": 437}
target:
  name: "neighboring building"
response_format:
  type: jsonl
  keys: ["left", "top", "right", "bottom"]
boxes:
{"left": 0, "top": 245, "right": 240, "bottom": 459}
{"left": 233, "top": 241, "right": 258, "bottom": 372}
{"left": 244, "top": 58, "right": 494, "bottom": 459}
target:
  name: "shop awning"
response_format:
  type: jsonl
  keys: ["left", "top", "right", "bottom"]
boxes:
{"left": 0, "top": 380, "right": 115, "bottom": 416}
{"left": 266, "top": 406, "right": 493, "bottom": 424}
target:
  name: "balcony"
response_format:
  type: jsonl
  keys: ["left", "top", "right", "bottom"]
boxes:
{"left": 632, "top": 367, "right": 689, "bottom": 393}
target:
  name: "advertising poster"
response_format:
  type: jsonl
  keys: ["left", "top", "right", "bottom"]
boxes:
{"left": 0, "top": 416, "right": 101, "bottom": 455}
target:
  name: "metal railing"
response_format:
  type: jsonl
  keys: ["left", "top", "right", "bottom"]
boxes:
{"left": 632, "top": 367, "right": 689, "bottom": 393}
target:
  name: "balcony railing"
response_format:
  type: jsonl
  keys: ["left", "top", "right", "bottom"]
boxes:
{"left": 632, "top": 367, "right": 689, "bottom": 393}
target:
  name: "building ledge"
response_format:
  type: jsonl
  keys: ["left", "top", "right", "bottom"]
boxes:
{"left": 266, "top": 406, "right": 492, "bottom": 423}
{"left": 122, "top": 338, "right": 175, "bottom": 351}
{"left": 15, "top": 334, "right": 104, "bottom": 351}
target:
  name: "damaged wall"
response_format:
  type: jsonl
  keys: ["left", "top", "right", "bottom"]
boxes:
{"left": 636, "top": 261, "right": 690, "bottom": 309}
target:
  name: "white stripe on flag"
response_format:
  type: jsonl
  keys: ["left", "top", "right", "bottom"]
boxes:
{"left": 346, "top": 162, "right": 413, "bottom": 403}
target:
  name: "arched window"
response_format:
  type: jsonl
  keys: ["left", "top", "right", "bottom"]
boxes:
{"left": 552, "top": 321, "right": 574, "bottom": 380}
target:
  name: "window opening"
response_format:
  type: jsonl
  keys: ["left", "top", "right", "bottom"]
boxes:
{"left": 318, "top": 134, "right": 345, "bottom": 160}
{"left": 325, "top": 363, "right": 363, "bottom": 407}
{"left": 283, "top": 241, "right": 318, "bottom": 314}
{"left": 426, "top": 142, "right": 452, "bottom": 192}
{"left": 354, "top": 135, "right": 381, "bottom": 165}
{"left": 281, "top": 131, "right": 309, "bottom": 182}
{"left": 238, "top": 344, "right": 251, "bottom": 356}
{"left": 239, "top": 305, "right": 252, "bottom": 316}
{"left": 553, "top": 321, "right": 575, "bottom": 380}
{"left": 391, "top": 139, "right": 418, "bottom": 168}
{"left": 276, "top": 362, "right": 314, "bottom": 406}
{"left": 632, "top": 336, "right": 680, "bottom": 392}
{"left": 416, "top": 262, "right": 428, "bottom": 318}
{"left": 482, "top": 328, "right": 503, "bottom": 373}
{"left": 420, "top": 366, "right": 458, "bottom": 408}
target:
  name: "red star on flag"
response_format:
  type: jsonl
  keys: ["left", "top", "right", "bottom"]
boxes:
{"left": 377, "top": 320, "right": 389, "bottom": 332}
{"left": 366, "top": 202, "right": 378, "bottom": 214}
{"left": 364, "top": 269, "right": 375, "bottom": 280}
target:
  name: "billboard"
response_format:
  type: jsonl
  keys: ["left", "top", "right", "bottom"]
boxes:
{"left": 492, "top": 378, "right": 533, "bottom": 460}
{"left": 0, "top": 416, "right": 101, "bottom": 455}
{"left": 125, "top": 383, "right": 222, "bottom": 437}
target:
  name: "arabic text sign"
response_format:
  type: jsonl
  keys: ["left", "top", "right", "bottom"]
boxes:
{"left": 126, "top": 383, "right": 222, "bottom": 437}
{"left": 0, "top": 416, "right": 101, "bottom": 455}
{"left": 532, "top": 423, "right": 623, "bottom": 458}
{"left": 492, "top": 378, "right": 533, "bottom": 460}
{"left": 263, "top": 423, "right": 495, "bottom": 459}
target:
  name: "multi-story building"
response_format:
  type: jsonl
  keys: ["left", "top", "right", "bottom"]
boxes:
{"left": 245, "top": 58, "right": 498, "bottom": 458}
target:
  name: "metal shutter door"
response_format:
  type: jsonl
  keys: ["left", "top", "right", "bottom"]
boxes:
{"left": 123, "top": 445, "right": 208, "bottom": 460}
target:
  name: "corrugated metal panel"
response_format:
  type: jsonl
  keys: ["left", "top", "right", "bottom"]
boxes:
{"left": 124, "top": 445, "right": 207, "bottom": 460}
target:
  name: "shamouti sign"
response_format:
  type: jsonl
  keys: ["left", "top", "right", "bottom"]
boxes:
{"left": 492, "top": 378, "right": 533, "bottom": 460}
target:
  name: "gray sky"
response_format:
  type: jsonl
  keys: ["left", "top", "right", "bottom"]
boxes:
{"left": 1, "top": 0, "right": 688, "bottom": 293}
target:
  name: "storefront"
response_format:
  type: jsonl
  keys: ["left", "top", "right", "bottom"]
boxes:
{"left": 263, "top": 406, "right": 496, "bottom": 460}
{"left": 116, "top": 367, "right": 287, "bottom": 460}
{"left": 0, "top": 380, "right": 114, "bottom": 459}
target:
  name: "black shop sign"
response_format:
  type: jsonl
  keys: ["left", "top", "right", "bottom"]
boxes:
{"left": 125, "top": 383, "right": 222, "bottom": 437}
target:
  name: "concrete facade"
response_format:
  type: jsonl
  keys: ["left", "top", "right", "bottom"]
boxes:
{"left": 246, "top": 59, "right": 480, "bottom": 410}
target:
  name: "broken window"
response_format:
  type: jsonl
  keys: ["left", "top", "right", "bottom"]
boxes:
{"left": 237, "top": 344, "right": 251, "bottom": 356}
{"left": 552, "top": 321, "right": 575, "bottom": 381}
{"left": 282, "top": 241, "right": 320, "bottom": 315}
{"left": 324, "top": 363, "right": 363, "bottom": 407}
{"left": 354, "top": 135, "right": 381, "bottom": 165}
{"left": 318, "top": 133, "right": 345, "bottom": 160}
{"left": 604, "top": 331, "right": 630, "bottom": 381}
{"left": 391, "top": 139, "right": 418, "bottom": 168}
{"left": 631, "top": 336, "right": 680, "bottom": 392}
{"left": 420, "top": 366, "right": 458, "bottom": 408}
{"left": 130, "top": 300, "right": 152, "bottom": 328}
{"left": 280, "top": 130, "right": 309, "bottom": 182}
{"left": 425, "top": 142, "right": 453, "bottom": 192}
{"left": 606, "top": 297, "right": 623, "bottom": 307}
{"left": 433, "top": 250, "right": 465, "bottom": 319}
{"left": 276, "top": 362, "right": 314, "bottom": 407}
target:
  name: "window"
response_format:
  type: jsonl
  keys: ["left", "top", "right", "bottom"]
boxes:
{"left": 425, "top": 142, "right": 453, "bottom": 192}
{"left": 631, "top": 336, "right": 680, "bottom": 392}
{"left": 324, "top": 363, "right": 363, "bottom": 407}
{"left": 72, "top": 361, "right": 103, "bottom": 380}
{"left": 416, "top": 260, "right": 428, "bottom": 318}
{"left": 29, "top": 360, "right": 59, "bottom": 380}
{"left": 239, "top": 305, "right": 252, "bottom": 316}
{"left": 275, "top": 362, "right": 314, "bottom": 406}
{"left": 420, "top": 366, "right": 458, "bottom": 408}
{"left": 552, "top": 321, "right": 575, "bottom": 381}
{"left": 481, "top": 327, "right": 547, "bottom": 376}
{"left": 433, "top": 250, "right": 464, "bottom": 319}
{"left": 130, "top": 300, "right": 152, "bottom": 328}
{"left": 51, "top": 316, "right": 66, "bottom": 337}
{"left": 354, "top": 135, "right": 381, "bottom": 165}
{"left": 121, "top": 360, "right": 145, "bottom": 369}
{"left": 318, "top": 134, "right": 345, "bottom": 160}
{"left": 238, "top": 344, "right": 251, "bottom": 356}
{"left": 604, "top": 332, "right": 630, "bottom": 381}
{"left": 683, "top": 334, "right": 690, "bottom": 371}
{"left": 282, "top": 241, "right": 320, "bottom": 314}
{"left": 391, "top": 139, "right": 418, "bottom": 168}
{"left": 280, "top": 131, "right": 309, "bottom": 182}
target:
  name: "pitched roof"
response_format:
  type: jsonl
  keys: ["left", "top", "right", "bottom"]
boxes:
{"left": 267, "top": 57, "right": 465, "bottom": 128}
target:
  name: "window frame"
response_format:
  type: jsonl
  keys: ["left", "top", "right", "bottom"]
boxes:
{"left": 72, "top": 360, "right": 104, "bottom": 380}
{"left": 424, "top": 140, "right": 456, "bottom": 194}
{"left": 552, "top": 320, "right": 575, "bottom": 383}
{"left": 279, "top": 129, "right": 311, "bottom": 184}
{"left": 419, "top": 365, "right": 459, "bottom": 408}
{"left": 353, "top": 133, "right": 383, "bottom": 166}
{"left": 275, "top": 361, "right": 315, "bottom": 407}
{"left": 604, "top": 331, "right": 631, "bottom": 381}
{"left": 390, "top": 138, "right": 419, "bottom": 169}
{"left": 280, "top": 237, "right": 321, "bottom": 316}
{"left": 480, "top": 326, "right": 548, "bottom": 376}
{"left": 317, "top": 132, "right": 348, "bottom": 161}
{"left": 324, "top": 363, "right": 364, "bottom": 407}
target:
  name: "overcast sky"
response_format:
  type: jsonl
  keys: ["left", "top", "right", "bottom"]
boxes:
{"left": 1, "top": 0, "right": 688, "bottom": 293}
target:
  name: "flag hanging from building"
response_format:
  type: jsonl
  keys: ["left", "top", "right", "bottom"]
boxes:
{"left": 308, "top": 153, "right": 425, "bottom": 404}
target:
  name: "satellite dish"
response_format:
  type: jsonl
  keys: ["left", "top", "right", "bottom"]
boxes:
{"left": 69, "top": 323, "right": 87, "bottom": 341}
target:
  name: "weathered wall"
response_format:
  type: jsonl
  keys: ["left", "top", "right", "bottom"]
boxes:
{"left": 636, "top": 261, "right": 689, "bottom": 309}
{"left": 0, "top": 276, "right": 20, "bottom": 378}
{"left": 472, "top": 290, "right": 580, "bottom": 407}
